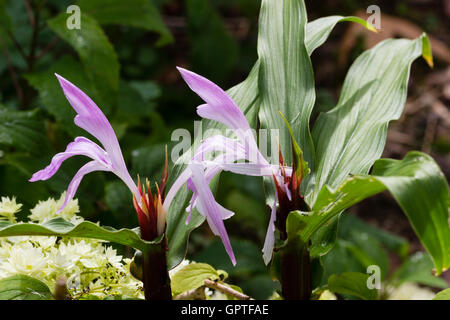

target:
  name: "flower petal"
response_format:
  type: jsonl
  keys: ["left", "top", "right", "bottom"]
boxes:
{"left": 208, "top": 162, "right": 279, "bottom": 177}
{"left": 262, "top": 193, "right": 278, "bottom": 265}
{"left": 29, "top": 137, "right": 110, "bottom": 182}
{"left": 55, "top": 74, "right": 138, "bottom": 199}
{"left": 177, "top": 68, "right": 250, "bottom": 131}
{"left": 192, "top": 135, "right": 247, "bottom": 162}
{"left": 189, "top": 163, "right": 236, "bottom": 265}
{"left": 163, "top": 166, "right": 192, "bottom": 212}
{"left": 55, "top": 74, "right": 118, "bottom": 153}
{"left": 58, "top": 161, "right": 110, "bottom": 212}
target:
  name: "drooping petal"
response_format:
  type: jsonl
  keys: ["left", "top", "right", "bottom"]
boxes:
{"left": 189, "top": 162, "right": 236, "bottom": 265}
{"left": 262, "top": 193, "right": 278, "bottom": 265}
{"left": 29, "top": 137, "right": 110, "bottom": 182}
{"left": 177, "top": 68, "right": 250, "bottom": 132}
{"left": 58, "top": 161, "right": 110, "bottom": 212}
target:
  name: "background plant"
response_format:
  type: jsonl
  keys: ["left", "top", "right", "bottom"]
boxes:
{"left": 0, "top": 0, "right": 449, "bottom": 300}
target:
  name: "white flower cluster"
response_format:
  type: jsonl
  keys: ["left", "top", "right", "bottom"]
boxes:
{"left": 0, "top": 196, "right": 22, "bottom": 223}
{"left": 0, "top": 194, "right": 144, "bottom": 299}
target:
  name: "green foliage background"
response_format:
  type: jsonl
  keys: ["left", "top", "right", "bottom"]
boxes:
{"left": 0, "top": 0, "right": 448, "bottom": 299}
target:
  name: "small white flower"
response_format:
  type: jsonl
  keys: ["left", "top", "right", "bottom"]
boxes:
{"left": 29, "top": 192, "right": 80, "bottom": 223}
{"left": 1, "top": 245, "right": 48, "bottom": 277}
{"left": 104, "top": 247, "right": 122, "bottom": 269}
{"left": 0, "top": 196, "right": 22, "bottom": 222}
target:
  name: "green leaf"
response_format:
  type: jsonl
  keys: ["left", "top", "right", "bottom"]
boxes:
{"left": 433, "top": 289, "right": 450, "bottom": 300}
{"left": 47, "top": 12, "right": 119, "bottom": 110}
{"left": 391, "top": 252, "right": 448, "bottom": 289}
{"left": 0, "top": 106, "right": 50, "bottom": 155}
{"left": 311, "top": 34, "right": 432, "bottom": 203}
{"left": 279, "top": 111, "right": 310, "bottom": 183}
{"left": 310, "top": 215, "right": 340, "bottom": 258}
{"left": 77, "top": 0, "right": 173, "bottom": 46}
{"left": 0, "top": 218, "right": 155, "bottom": 253}
{"left": 171, "top": 263, "right": 222, "bottom": 295}
{"left": 288, "top": 152, "right": 450, "bottom": 275}
{"left": 257, "top": 0, "right": 315, "bottom": 168}
{"left": 0, "top": 275, "right": 52, "bottom": 300}
{"left": 305, "top": 16, "right": 377, "bottom": 56}
{"left": 328, "top": 272, "right": 378, "bottom": 300}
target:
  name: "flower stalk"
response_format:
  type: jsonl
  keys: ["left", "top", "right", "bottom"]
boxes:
{"left": 141, "top": 238, "right": 172, "bottom": 300}
{"left": 280, "top": 240, "right": 311, "bottom": 300}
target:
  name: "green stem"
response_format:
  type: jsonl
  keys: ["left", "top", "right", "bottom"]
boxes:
{"left": 141, "top": 237, "right": 172, "bottom": 300}
{"left": 280, "top": 239, "right": 311, "bottom": 300}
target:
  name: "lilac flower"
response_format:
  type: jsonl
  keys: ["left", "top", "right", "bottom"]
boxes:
{"left": 163, "top": 67, "right": 291, "bottom": 265}
{"left": 29, "top": 74, "right": 139, "bottom": 212}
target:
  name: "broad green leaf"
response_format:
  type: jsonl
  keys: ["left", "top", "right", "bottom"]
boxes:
{"left": 171, "top": 263, "right": 222, "bottom": 295}
{"left": 310, "top": 215, "right": 340, "bottom": 258}
{"left": 0, "top": 275, "right": 52, "bottom": 300}
{"left": 390, "top": 252, "right": 448, "bottom": 289}
{"left": 77, "top": 0, "right": 173, "bottom": 46}
{"left": 311, "top": 34, "right": 432, "bottom": 203}
{"left": 47, "top": 12, "right": 119, "bottom": 111}
{"left": 257, "top": 0, "right": 315, "bottom": 168}
{"left": 165, "top": 62, "right": 260, "bottom": 269}
{"left": 305, "top": 16, "right": 377, "bottom": 56}
{"left": 328, "top": 272, "right": 378, "bottom": 300}
{"left": 287, "top": 152, "right": 450, "bottom": 275}
{"left": 0, "top": 218, "right": 155, "bottom": 253}
{"left": 0, "top": 106, "right": 50, "bottom": 155}
{"left": 433, "top": 289, "right": 450, "bottom": 300}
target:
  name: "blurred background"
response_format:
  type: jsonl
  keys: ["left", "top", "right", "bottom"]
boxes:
{"left": 0, "top": 0, "right": 448, "bottom": 299}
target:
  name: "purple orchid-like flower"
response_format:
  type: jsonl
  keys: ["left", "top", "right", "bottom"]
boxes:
{"left": 163, "top": 67, "right": 292, "bottom": 266}
{"left": 29, "top": 75, "right": 173, "bottom": 243}
{"left": 29, "top": 74, "right": 139, "bottom": 211}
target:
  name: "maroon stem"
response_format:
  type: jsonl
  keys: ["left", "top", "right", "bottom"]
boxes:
{"left": 280, "top": 240, "right": 311, "bottom": 300}
{"left": 141, "top": 237, "right": 172, "bottom": 300}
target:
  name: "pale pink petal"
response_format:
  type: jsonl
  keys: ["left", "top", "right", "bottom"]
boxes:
{"left": 29, "top": 137, "right": 110, "bottom": 182}
{"left": 163, "top": 167, "right": 192, "bottom": 212}
{"left": 189, "top": 163, "right": 236, "bottom": 265}
{"left": 54, "top": 74, "right": 138, "bottom": 200}
{"left": 58, "top": 161, "right": 110, "bottom": 212}
{"left": 192, "top": 135, "right": 247, "bottom": 162}
{"left": 210, "top": 162, "right": 278, "bottom": 177}
{"left": 177, "top": 68, "right": 250, "bottom": 131}
{"left": 262, "top": 193, "right": 278, "bottom": 265}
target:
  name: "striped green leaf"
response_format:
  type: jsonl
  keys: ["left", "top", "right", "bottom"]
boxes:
{"left": 310, "top": 34, "right": 433, "bottom": 203}
{"left": 287, "top": 152, "right": 450, "bottom": 275}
